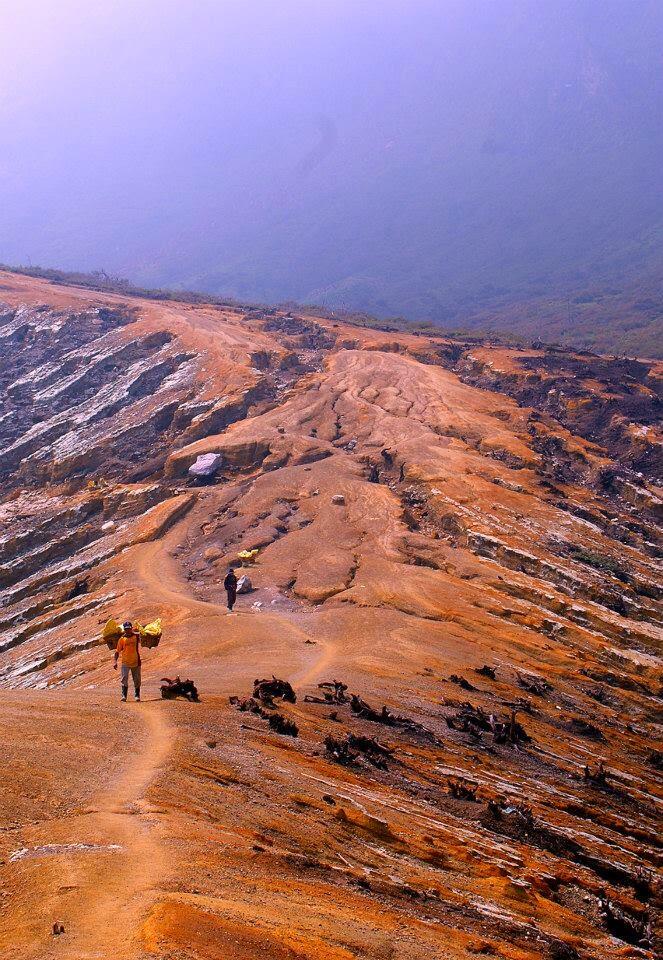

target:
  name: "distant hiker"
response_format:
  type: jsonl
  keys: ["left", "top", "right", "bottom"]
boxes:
{"left": 224, "top": 567, "right": 238, "bottom": 611}
{"left": 368, "top": 463, "right": 380, "bottom": 483}
{"left": 113, "top": 621, "right": 141, "bottom": 702}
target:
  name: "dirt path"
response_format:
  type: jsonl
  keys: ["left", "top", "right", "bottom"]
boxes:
{"left": 9, "top": 701, "right": 173, "bottom": 960}
{"left": 55, "top": 705, "right": 171, "bottom": 960}
{"left": 32, "top": 497, "right": 333, "bottom": 960}
{"left": 134, "top": 497, "right": 334, "bottom": 693}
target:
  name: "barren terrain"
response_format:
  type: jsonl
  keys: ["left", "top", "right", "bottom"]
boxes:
{"left": 0, "top": 270, "right": 660, "bottom": 960}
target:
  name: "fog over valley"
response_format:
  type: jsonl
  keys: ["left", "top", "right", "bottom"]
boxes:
{"left": 1, "top": 0, "right": 661, "bottom": 351}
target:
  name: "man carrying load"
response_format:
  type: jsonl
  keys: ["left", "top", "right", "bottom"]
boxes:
{"left": 114, "top": 621, "right": 141, "bottom": 702}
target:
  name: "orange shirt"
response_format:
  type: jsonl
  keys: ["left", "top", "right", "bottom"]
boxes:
{"left": 116, "top": 633, "right": 140, "bottom": 667}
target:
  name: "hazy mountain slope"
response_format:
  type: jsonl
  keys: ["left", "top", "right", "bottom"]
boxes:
{"left": 1, "top": 1, "right": 661, "bottom": 353}
{"left": 0, "top": 270, "right": 661, "bottom": 959}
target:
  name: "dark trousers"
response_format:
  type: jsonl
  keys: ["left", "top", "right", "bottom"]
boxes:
{"left": 226, "top": 587, "right": 237, "bottom": 610}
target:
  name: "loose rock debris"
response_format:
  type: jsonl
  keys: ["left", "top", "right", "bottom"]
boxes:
{"left": 324, "top": 734, "right": 358, "bottom": 766}
{"left": 304, "top": 680, "right": 349, "bottom": 705}
{"left": 448, "top": 777, "right": 479, "bottom": 801}
{"left": 517, "top": 672, "right": 552, "bottom": 696}
{"left": 634, "top": 866, "right": 655, "bottom": 902}
{"left": 324, "top": 733, "right": 393, "bottom": 769}
{"left": 230, "top": 693, "right": 299, "bottom": 737}
{"left": 268, "top": 713, "right": 299, "bottom": 737}
{"left": 583, "top": 761, "right": 609, "bottom": 787}
{"left": 449, "top": 674, "right": 477, "bottom": 691}
{"left": 445, "top": 703, "right": 531, "bottom": 746}
{"left": 63, "top": 578, "right": 88, "bottom": 601}
{"left": 567, "top": 717, "right": 605, "bottom": 740}
{"left": 253, "top": 676, "right": 297, "bottom": 705}
{"left": 475, "top": 664, "right": 497, "bottom": 680}
{"left": 548, "top": 941, "right": 579, "bottom": 960}
{"left": 486, "top": 797, "right": 534, "bottom": 827}
{"left": 599, "top": 895, "right": 652, "bottom": 948}
{"left": 350, "top": 694, "right": 431, "bottom": 737}
{"left": 160, "top": 677, "right": 199, "bottom": 701}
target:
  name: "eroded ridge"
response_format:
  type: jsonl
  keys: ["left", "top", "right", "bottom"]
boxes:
{"left": 0, "top": 270, "right": 660, "bottom": 960}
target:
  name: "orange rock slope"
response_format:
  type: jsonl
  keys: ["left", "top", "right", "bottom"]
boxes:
{"left": 0, "top": 270, "right": 660, "bottom": 960}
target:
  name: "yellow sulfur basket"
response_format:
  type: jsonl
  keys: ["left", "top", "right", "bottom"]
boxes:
{"left": 237, "top": 548, "right": 259, "bottom": 565}
{"left": 102, "top": 618, "right": 123, "bottom": 650}
{"left": 101, "top": 617, "right": 163, "bottom": 649}
{"left": 138, "top": 618, "right": 163, "bottom": 648}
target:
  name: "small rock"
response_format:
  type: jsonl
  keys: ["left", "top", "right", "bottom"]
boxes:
{"left": 236, "top": 574, "right": 252, "bottom": 594}
{"left": 206, "top": 740, "right": 217, "bottom": 749}
{"left": 52, "top": 922, "right": 65, "bottom": 936}
{"left": 493, "top": 477, "right": 524, "bottom": 493}
{"left": 331, "top": 494, "right": 345, "bottom": 505}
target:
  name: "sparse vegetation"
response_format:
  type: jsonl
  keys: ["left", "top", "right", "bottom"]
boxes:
{"left": 568, "top": 547, "right": 628, "bottom": 581}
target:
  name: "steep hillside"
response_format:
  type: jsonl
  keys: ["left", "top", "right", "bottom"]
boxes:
{"left": 0, "top": 270, "right": 660, "bottom": 960}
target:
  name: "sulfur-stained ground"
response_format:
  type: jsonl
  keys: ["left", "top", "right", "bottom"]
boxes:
{"left": 0, "top": 271, "right": 660, "bottom": 960}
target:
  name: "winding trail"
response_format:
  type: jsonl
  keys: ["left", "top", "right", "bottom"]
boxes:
{"left": 45, "top": 493, "right": 334, "bottom": 959}
{"left": 52, "top": 706, "right": 172, "bottom": 960}
{"left": 0, "top": 488, "right": 340, "bottom": 960}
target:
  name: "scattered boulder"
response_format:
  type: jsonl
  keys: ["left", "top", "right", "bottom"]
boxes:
{"left": 548, "top": 941, "right": 579, "bottom": 960}
{"left": 475, "top": 664, "right": 497, "bottom": 680}
{"left": 324, "top": 733, "right": 392, "bottom": 769}
{"left": 446, "top": 704, "right": 531, "bottom": 746}
{"left": 188, "top": 453, "right": 222, "bottom": 482}
{"left": 229, "top": 695, "right": 297, "bottom": 736}
{"left": 160, "top": 676, "right": 199, "bottom": 701}
{"left": 350, "top": 694, "right": 432, "bottom": 738}
{"left": 583, "top": 761, "right": 610, "bottom": 787}
{"left": 63, "top": 578, "right": 88, "bottom": 601}
{"left": 448, "top": 778, "right": 479, "bottom": 801}
{"left": 331, "top": 494, "right": 345, "bottom": 505}
{"left": 253, "top": 676, "right": 297, "bottom": 705}
{"left": 267, "top": 712, "right": 299, "bottom": 737}
{"left": 567, "top": 717, "right": 605, "bottom": 741}
{"left": 304, "top": 680, "right": 349, "bottom": 705}
{"left": 517, "top": 673, "right": 551, "bottom": 696}
{"left": 492, "top": 477, "right": 524, "bottom": 493}
{"left": 236, "top": 574, "right": 253, "bottom": 594}
{"left": 449, "top": 674, "right": 477, "bottom": 691}
{"left": 599, "top": 896, "right": 652, "bottom": 948}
